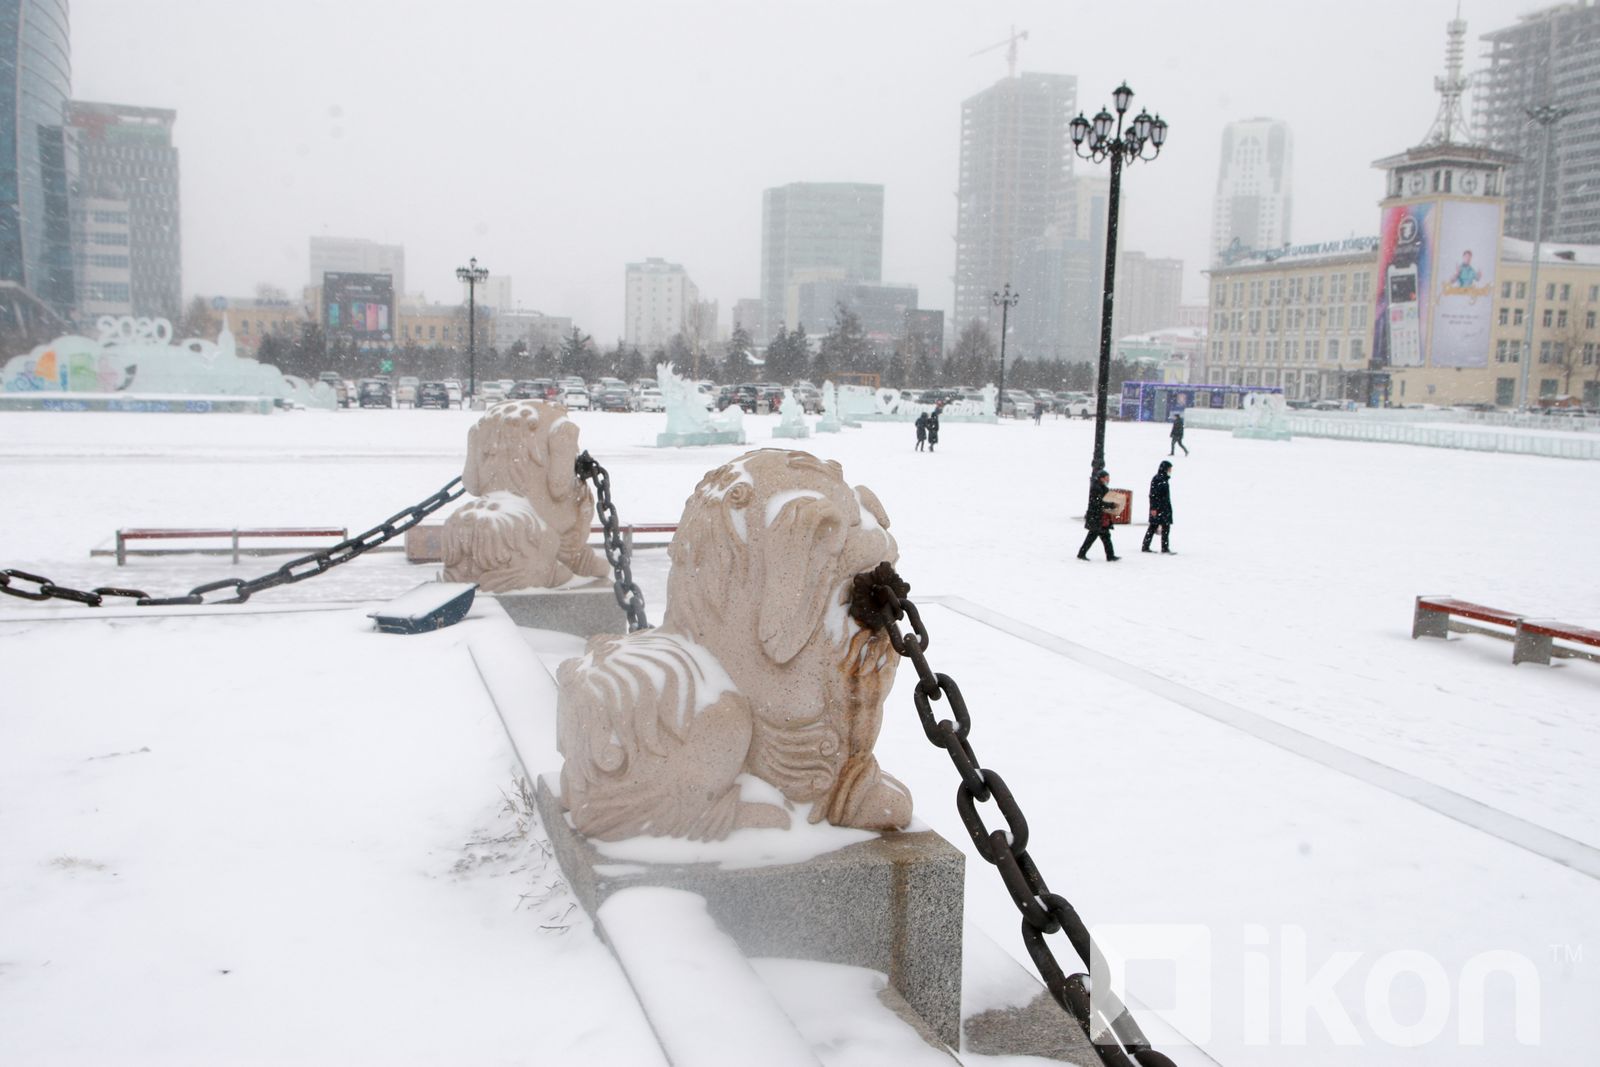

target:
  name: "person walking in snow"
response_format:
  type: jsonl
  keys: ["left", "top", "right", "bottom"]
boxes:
{"left": 1077, "top": 469, "right": 1121, "bottom": 561}
{"left": 1170, "top": 412, "right": 1189, "bottom": 456}
{"left": 1141, "top": 460, "right": 1175, "bottom": 554}
{"left": 926, "top": 403, "right": 942, "bottom": 453}
{"left": 914, "top": 410, "right": 929, "bottom": 451}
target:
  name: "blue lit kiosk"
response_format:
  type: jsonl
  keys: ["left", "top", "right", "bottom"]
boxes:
{"left": 1117, "top": 380, "right": 1283, "bottom": 422}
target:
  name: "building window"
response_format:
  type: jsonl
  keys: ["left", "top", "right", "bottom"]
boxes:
{"left": 1328, "top": 339, "right": 1340, "bottom": 362}
{"left": 1248, "top": 280, "right": 1262, "bottom": 306}
{"left": 1590, "top": 285, "right": 1599, "bottom": 302}
{"left": 1583, "top": 343, "right": 1596, "bottom": 366}
{"left": 1543, "top": 309, "right": 1553, "bottom": 327}
{"left": 1557, "top": 310, "right": 1568, "bottom": 328}
{"left": 1496, "top": 340, "right": 1510, "bottom": 362}
{"left": 1266, "top": 340, "right": 1278, "bottom": 362}
{"left": 1267, "top": 309, "right": 1281, "bottom": 332}
{"left": 1264, "top": 369, "right": 1278, "bottom": 386}
{"left": 1499, "top": 307, "right": 1509, "bottom": 326}
{"left": 1214, "top": 285, "right": 1226, "bottom": 308}
{"left": 1539, "top": 341, "right": 1552, "bottom": 363}
{"left": 1309, "top": 339, "right": 1321, "bottom": 361}
{"left": 1513, "top": 309, "right": 1524, "bottom": 326}
{"left": 1546, "top": 283, "right": 1555, "bottom": 301}
{"left": 1516, "top": 282, "right": 1527, "bottom": 299}
{"left": 1268, "top": 279, "right": 1282, "bottom": 303}
{"left": 1231, "top": 281, "right": 1244, "bottom": 306}
{"left": 1248, "top": 311, "right": 1261, "bottom": 333}
{"left": 1588, "top": 311, "right": 1597, "bottom": 330}
{"left": 1540, "top": 378, "right": 1558, "bottom": 397}
{"left": 1350, "top": 339, "right": 1364, "bottom": 364}
{"left": 1560, "top": 284, "right": 1570, "bottom": 301}
{"left": 1502, "top": 281, "right": 1512, "bottom": 299}
{"left": 90, "top": 232, "right": 129, "bottom": 246}
{"left": 1285, "top": 339, "right": 1298, "bottom": 362}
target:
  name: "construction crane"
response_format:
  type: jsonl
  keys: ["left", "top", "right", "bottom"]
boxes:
{"left": 969, "top": 25, "right": 1028, "bottom": 80}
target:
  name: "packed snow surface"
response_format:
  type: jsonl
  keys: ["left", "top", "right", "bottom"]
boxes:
{"left": 2, "top": 406, "right": 1597, "bottom": 1064}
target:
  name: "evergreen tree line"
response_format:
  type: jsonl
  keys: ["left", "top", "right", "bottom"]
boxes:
{"left": 211, "top": 296, "right": 1144, "bottom": 397}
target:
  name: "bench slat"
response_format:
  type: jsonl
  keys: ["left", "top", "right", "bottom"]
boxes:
{"left": 1519, "top": 620, "right": 1600, "bottom": 646}
{"left": 120, "top": 527, "right": 347, "bottom": 540}
{"left": 1415, "top": 598, "right": 1523, "bottom": 628}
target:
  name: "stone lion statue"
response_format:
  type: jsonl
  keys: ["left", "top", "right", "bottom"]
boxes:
{"left": 556, "top": 448, "right": 911, "bottom": 841}
{"left": 442, "top": 400, "right": 610, "bottom": 592}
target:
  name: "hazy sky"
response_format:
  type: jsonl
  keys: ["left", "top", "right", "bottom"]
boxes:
{"left": 74, "top": 0, "right": 1527, "bottom": 343}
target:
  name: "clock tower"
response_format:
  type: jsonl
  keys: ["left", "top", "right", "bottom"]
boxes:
{"left": 1367, "top": 13, "right": 1517, "bottom": 402}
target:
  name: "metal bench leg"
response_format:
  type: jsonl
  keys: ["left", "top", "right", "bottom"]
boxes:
{"left": 116, "top": 531, "right": 126, "bottom": 567}
{"left": 1413, "top": 599, "right": 1449, "bottom": 639}
{"left": 1513, "top": 626, "right": 1553, "bottom": 666}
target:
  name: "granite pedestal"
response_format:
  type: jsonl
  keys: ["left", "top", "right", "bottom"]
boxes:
{"left": 656, "top": 430, "right": 746, "bottom": 447}
{"left": 535, "top": 778, "right": 966, "bottom": 1049}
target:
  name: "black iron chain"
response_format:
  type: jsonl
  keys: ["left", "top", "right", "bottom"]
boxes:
{"left": 848, "top": 561, "right": 1176, "bottom": 1067}
{"left": 1, "top": 477, "right": 465, "bottom": 609}
{"left": 574, "top": 450, "right": 650, "bottom": 633}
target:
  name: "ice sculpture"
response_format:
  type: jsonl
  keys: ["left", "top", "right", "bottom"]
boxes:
{"left": 0, "top": 316, "right": 335, "bottom": 409}
{"left": 815, "top": 380, "right": 843, "bottom": 433}
{"left": 656, "top": 362, "right": 745, "bottom": 447}
{"left": 556, "top": 448, "right": 912, "bottom": 840}
{"left": 1233, "top": 392, "right": 1293, "bottom": 441}
{"left": 772, "top": 387, "right": 811, "bottom": 439}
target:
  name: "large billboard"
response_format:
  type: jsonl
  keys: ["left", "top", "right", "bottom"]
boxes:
{"left": 1372, "top": 203, "right": 1432, "bottom": 369}
{"left": 1429, "top": 200, "right": 1501, "bottom": 369}
{"left": 322, "top": 272, "right": 394, "bottom": 344}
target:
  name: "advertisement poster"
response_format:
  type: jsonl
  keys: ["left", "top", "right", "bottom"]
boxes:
{"left": 1372, "top": 203, "right": 1432, "bottom": 369}
{"left": 1430, "top": 200, "right": 1501, "bottom": 368}
{"left": 322, "top": 272, "right": 395, "bottom": 344}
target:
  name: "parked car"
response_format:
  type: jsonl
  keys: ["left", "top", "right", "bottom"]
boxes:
{"left": 395, "top": 376, "right": 420, "bottom": 407}
{"left": 1055, "top": 392, "right": 1094, "bottom": 418}
{"left": 357, "top": 378, "right": 393, "bottom": 408}
{"left": 480, "top": 380, "right": 508, "bottom": 404}
{"left": 508, "top": 380, "right": 543, "bottom": 400}
{"left": 718, "top": 383, "right": 759, "bottom": 413}
{"left": 755, "top": 384, "right": 785, "bottom": 412}
{"left": 443, "top": 379, "right": 463, "bottom": 407}
{"left": 1001, "top": 390, "right": 1035, "bottom": 418}
{"left": 596, "top": 387, "right": 632, "bottom": 412}
{"left": 791, "top": 383, "right": 823, "bottom": 414}
{"left": 633, "top": 387, "right": 665, "bottom": 412}
{"left": 561, "top": 387, "right": 591, "bottom": 410}
{"left": 416, "top": 381, "right": 451, "bottom": 409}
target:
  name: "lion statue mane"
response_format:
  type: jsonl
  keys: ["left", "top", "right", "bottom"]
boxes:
{"left": 442, "top": 400, "right": 610, "bottom": 592}
{"left": 556, "top": 448, "right": 912, "bottom": 841}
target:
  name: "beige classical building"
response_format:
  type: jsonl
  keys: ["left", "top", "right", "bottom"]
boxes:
{"left": 226, "top": 297, "right": 309, "bottom": 356}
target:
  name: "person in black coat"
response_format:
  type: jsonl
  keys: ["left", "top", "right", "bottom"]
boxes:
{"left": 1170, "top": 413, "right": 1189, "bottom": 456}
{"left": 914, "top": 411, "right": 929, "bottom": 451}
{"left": 1076, "top": 469, "right": 1121, "bottom": 561}
{"left": 1142, "top": 460, "right": 1174, "bottom": 553}
{"left": 926, "top": 404, "right": 942, "bottom": 452}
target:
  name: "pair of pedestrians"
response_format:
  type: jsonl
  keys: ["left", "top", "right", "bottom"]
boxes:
{"left": 1077, "top": 461, "right": 1176, "bottom": 560}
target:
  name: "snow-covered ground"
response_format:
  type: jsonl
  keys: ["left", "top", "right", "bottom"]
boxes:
{"left": 2, "top": 407, "right": 1597, "bottom": 1064}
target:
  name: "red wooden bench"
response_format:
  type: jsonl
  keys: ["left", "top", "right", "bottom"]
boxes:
{"left": 1413, "top": 596, "right": 1600, "bottom": 667}
{"left": 1514, "top": 619, "right": 1600, "bottom": 666}
{"left": 402, "top": 522, "right": 679, "bottom": 564}
{"left": 115, "top": 527, "right": 348, "bottom": 566}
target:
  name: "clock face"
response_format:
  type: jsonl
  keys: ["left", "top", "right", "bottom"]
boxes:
{"left": 1407, "top": 172, "right": 1427, "bottom": 195}
{"left": 1460, "top": 171, "right": 1480, "bottom": 194}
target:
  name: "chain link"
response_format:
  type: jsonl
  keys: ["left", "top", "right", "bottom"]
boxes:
{"left": 574, "top": 450, "right": 650, "bottom": 633}
{"left": 2, "top": 477, "right": 465, "bottom": 609}
{"left": 848, "top": 561, "right": 1175, "bottom": 1067}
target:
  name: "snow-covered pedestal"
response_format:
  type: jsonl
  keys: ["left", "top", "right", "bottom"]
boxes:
{"left": 535, "top": 777, "right": 966, "bottom": 1049}
{"left": 494, "top": 584, "right": 626, "bottom": 637}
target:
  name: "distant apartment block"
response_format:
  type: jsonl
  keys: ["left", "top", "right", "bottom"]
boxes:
{"left": 68, "top": 101, "right": 182, "bottom": 322}
{"left": 794, "top": 280, "right": 918, "bottom": 347}
{"left": 761, "top": 182, "right": 884, "bottom": 343}
{"left": 624, "top": 257, "right": 699, "bottom": 349}
{"left": 953, "top": 72, "right": 1077, "bottom": 337}
{"left": 1211, "top": 117, "right": 1293, "bottom": 262}
{"left": 1477, "top": 3, "right": 1600, "bottom": 244}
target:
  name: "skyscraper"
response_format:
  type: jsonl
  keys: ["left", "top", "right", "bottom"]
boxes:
{"left": 1477, "top": 2, "right": 1600, "bottom": 244}
{"left": 953, "top": 72, "right": 1076, "bottom": 338}
{"left": 1, "top": 0, "right": 75, "bottom": 318}
{"left": 1211, "top": 118, "right": 1294, "bottom": 262}
{"left": 760, "top": 182, "right": 883, "bottom": 343}
{"left": 68, "top": 101, "right": 181, "bottom": 321}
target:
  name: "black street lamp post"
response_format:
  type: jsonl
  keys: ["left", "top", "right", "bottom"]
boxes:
{"left": 992, "top": 283, "right": 1018, "bottom": 416}
{"left": 455, "top": 256, "right": 488, "bottom": 402}
{"left": 1071, "top": 84, "right": 1167, "bottom": 471}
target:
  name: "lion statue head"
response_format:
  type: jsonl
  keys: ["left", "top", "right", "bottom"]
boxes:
{"left": 442, "top": 400, "right": 609, "bottom": 592}
{"left": 557, "top": 448, "right": 911, "bottom": 841}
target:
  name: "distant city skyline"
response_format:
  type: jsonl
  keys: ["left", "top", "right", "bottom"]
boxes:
{"left": 67, "top": 0, "right": 1545, "bottom": 345}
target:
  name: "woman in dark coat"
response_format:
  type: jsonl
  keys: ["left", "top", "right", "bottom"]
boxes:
{"left": 926, "top": 404, "right": 942, "bottom": 452}
{"left": 1076, "top": 469, "right": 1120, "bottom": 561}
{"left": 1142, "top": 460, "right": 1174, "bottom": 553}
{"left": 914, "top": 411, "right": 929, "bottom": 451}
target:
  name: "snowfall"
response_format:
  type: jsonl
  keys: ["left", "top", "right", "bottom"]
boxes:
{"left": 1, "top": 404, "right": 1597, "bottom": 1066}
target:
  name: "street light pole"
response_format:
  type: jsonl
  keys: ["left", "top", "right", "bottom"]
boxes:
{"left": 1071, "top": 84, "right": 1167, "bottom": 472}
{"left": 456, "top": 256, "right": 488, "bottom": 401}
{"left": 992, "top": 283, "right": 1018, "bottom": 416}
{"left": 1518, "top": 104, "right": 1570, "bottom": 409}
